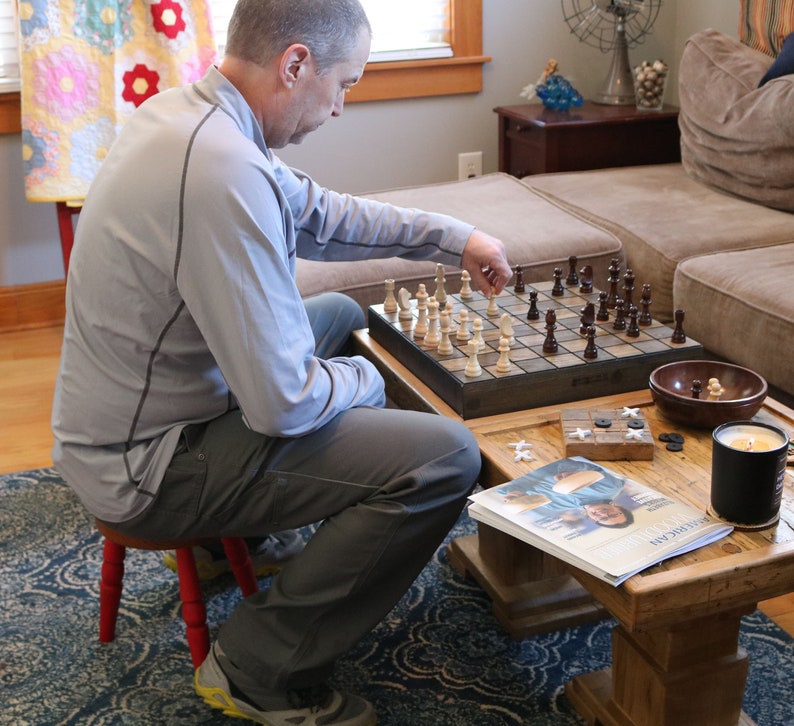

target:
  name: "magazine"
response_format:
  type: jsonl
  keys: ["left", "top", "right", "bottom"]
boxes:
{"left": 467, "top": 456, "right": 733, "bottom": 586}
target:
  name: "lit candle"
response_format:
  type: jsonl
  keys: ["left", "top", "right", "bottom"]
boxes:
{"left": 714, "top": 424, "right": 787, "bottom": 453}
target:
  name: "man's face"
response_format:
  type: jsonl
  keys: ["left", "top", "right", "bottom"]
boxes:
{"left": 583, "top": 503, "right": 628, "bottom": 526}
{"left": 277, "top": 28, "right": 371, "bottom": 147}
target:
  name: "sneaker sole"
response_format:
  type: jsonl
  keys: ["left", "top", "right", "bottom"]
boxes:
{"left": 194, "top": 670, "right": 272, "bottom": 724}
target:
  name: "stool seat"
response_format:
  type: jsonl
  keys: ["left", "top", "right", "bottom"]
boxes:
{"left": 95, "top": 520, "right": 259, "bottom": 668}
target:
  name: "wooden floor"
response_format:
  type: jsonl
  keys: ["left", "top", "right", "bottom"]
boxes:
{"left": 2, "top": 324, "right": 793, "bottom": 637}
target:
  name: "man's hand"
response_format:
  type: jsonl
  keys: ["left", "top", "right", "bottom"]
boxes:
{"left": 460, "top": 230, "right": 513, "bottom": 296}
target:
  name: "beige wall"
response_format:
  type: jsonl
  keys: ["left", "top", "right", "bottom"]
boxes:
{"left": 0, "top": 0, "right": 739, "bottom": 286}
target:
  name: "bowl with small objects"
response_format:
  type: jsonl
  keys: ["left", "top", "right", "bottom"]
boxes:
{"left": 649, "top": 360, "right": 768, "bottom": 429}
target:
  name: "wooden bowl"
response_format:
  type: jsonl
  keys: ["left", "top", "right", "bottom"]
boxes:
{"left": 649, "top": 360, "right": 767, "bottom": 429}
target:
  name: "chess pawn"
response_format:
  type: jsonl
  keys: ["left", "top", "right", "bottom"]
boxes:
{"left": 438, "top": 310, "right": 453, "bottom": 355}
{"left": 496, "top": 336, "right": 512, "bottom": 373}
{"left": 487, "top": 292, "right": 499, "bottom": 317}
{"left": 612, "top": 299, "right": 627, "bottom": 331}
{"left": 464, "top": 339, "right": 483, "bottom": 378}
{"left": 471, "top": 317, "right": 486, "bottom": 352}
{"left": 444, "top": 301, "right": 457, "bottom": 333}
{"left": 434, "top": 263, "right": 447, "bottom": 305}
{"left": 707, "top": 377, "right": 724, "bottom": 400}
{"left": 383, "top": 279, "right": 398, "bottom": 314}
{"left": 671, "top": 309, "right": 687, "bottom": 344}
{"left": 639, "top": 283, "right": 653, "bottom": 326}
{"left": 456, "top": 309, "right": 471, "bottom": 342}
{"left": 423, "top": 297, "right": 440, "bottom": 347}
{"left": 552, "top": 267, "right": 565, "bottom": 296}
{"left": 415, "top": 282, "right": 428, "bottom": 307}
{"left": 626, "top": 305, "right": 640, "bottom": 337}
{"left": 459, "top": 270, "right": 473, "bottom": 300}
{"left": 514, "top": 264, "right": 526, "bottom": 293}
{"left": 543, "top": 308, "right": 558, "bottom": 353}
{"left": 526, "top": 291, "right": 539, "bottom": 321}
{"left": 596, "top": 291, "right": 610, "bottom": 321}
{"left": 583, "top": 325, "right": 598, "bottom": 359}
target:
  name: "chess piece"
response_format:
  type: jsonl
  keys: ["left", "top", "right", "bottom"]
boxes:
{"left": 623, "top": 268, "right": 636, "bottom": 309}
{"left": 579, "top": 302, "right": 595, "bottom": 335}
{"left": 438, "top": 310, "right": 453, "bottom": 355}
{"left": 691, "top": 378, "right": 703, "bottom": 399}
{"left": 397, "top": 287, "right": 413, "bottom": 322}
{"left": 496, "top": 336, "right": 512, "bottom": 373}
{"left": 639, "top": 283, "right": 653, "bottom": 326}
{"left": 472, "top": 317, "right": 486, "bottom": 352}
{"left": 434, "top": 263, "right": 447, "bottom": 305}
{"left": 578, "top": 265, "right": 593, "bottom": 294}
{"left": 464, "top": 339, "right": 482, "bottom": 378}
{"left": 499, "top": 312, "right": 515, "bottom": 347}
{"left": 487, "top": 292, "right": 499, "bottom": 317}
{"left": 413, "top": 286, "right": 428, "bottom": 339}
{"left": 383, "top": 279, "right": 398, "bottom": 313}
{"left": 514, "top": 264, "right": 525, "bottom": 293}
{"left": 626, "top": 305, "right": 640, "bottom": 337}
{"left": 671, "top": 308, "right": 687, "bottom": 344}
{"left": 707, "top": 377, "right": 725, "bottom": 400}
{"left": 543, "top": 308, "right": 558, "bottom": 353}
{"left": 612, "top": 299, "right": 626, "bottom": 331}
{"left": 423, "top": 297, "right": 440, "bottom": 347}
{"left": 583, "top": 325, "right": 597, "bottom": 359}
{"left": 459, "top": 270, "right": 473, "bottom": 300}
{"left": 607, "top": 257, "right": 621, "bottom": 308}
{"left": 596, "top": 291, "right": 610, "bottom": 321}
{"left": 456, "top": 309, "right": 471, "bottom": 342}
{"left": 526, "top": 291, "right": 539, "bottom": 321}
{"left": 551, "top": 267, "right": 565, "bottom": 297}
{"left": 566, "top": 255, "right": 579, "bottom": 286}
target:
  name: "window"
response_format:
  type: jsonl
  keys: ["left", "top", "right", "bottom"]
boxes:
{"left": 0, "top": 0, "right": 19, "bottom": 91}
{"left": 210, "top": 0, "right": 487, "bottom": 102}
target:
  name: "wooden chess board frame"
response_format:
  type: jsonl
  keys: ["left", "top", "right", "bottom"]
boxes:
{"left": 367, "top": 280, "right": 703, "bottom": 419}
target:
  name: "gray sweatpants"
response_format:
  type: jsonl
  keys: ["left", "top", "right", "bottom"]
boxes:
{"left": 118, "top": 292, "right": 481, "bottom": 706}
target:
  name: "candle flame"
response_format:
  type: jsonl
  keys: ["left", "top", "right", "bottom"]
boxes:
{"left": 745, "top": 437, "right": 755, "bottom": 451}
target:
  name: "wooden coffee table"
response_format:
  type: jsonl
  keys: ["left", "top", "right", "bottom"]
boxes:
{"left": 352, "top": 328, "right": 794, "bottom": 726}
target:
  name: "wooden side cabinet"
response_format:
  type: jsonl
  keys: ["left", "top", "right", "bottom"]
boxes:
{"left": 495, "top": 102, "right": 681, "bottom": 177}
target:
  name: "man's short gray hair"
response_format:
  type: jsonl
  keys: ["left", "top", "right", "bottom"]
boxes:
{"left": 225, "top": 0, "right": 372, "bottom": 74}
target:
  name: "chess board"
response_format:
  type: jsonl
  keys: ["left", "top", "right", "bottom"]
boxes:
{"left": 367, "top": 279, "right": 704, "bottom": 419}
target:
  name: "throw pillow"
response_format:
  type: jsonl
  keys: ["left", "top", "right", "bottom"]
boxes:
{"left": 739, "top": 0, "right": 794, "bottom": 56}
{"left": 678, "top": 29, "right": 794, "bottom": 213}
{"left": 759, "top": 31, "right": 794, "bottom": 85}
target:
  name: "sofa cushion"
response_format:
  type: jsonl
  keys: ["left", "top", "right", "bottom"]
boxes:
{"left": 296, "top": 173, "right": 622, "bottom": 310}
{"left": 674, "top": 243, "right": 794, "bottom": 397}
{"left": 678, "top": 29, "right": 794, "bottom": 213}
{"left": 525, "top": 164, "right": 794, "bottom": 321}
{"left": 760, "top": 31, "right": 794, "bottom": 85}
{"left": 740, "top": 0, "right": 794, "bottom": 56}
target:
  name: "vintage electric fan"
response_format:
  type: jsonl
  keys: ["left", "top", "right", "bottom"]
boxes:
{"left": 561, "top": 0, "right": 662, "bottom": 105}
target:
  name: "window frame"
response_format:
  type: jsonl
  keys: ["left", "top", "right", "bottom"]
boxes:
{"left": 0, "top": 0, "right": 486, "bottom": 133}
{"left": 347, "top": 0, "right": 488, "bottom": 103}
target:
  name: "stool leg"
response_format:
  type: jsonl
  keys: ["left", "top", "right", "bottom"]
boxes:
{"left": 99, "top": 539, "right": 126, "bottom": 643}
{"left": 175, "top": 548, "right": 210, "bottom": 669}
{"left": 221, "top": 537, "right": 259, "bottom": 597}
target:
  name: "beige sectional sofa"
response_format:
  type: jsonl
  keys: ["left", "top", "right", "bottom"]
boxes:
{"left": 296, "top": 29, "right": 794, "bottom": 401}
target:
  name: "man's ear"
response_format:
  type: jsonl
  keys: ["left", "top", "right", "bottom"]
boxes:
{"left": 280, "top": 43, "right": 312, "bottom": 88}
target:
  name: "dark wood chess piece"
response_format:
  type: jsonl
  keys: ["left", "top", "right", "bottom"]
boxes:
{"left": 514, "top": 264, "right": 525, "bottom": 293}
{"left": 623, "top": 268, "right": 636, "bottom": 310}
{"left": 671, "top": 309, "right": 687, "bottom": 343}
{"left": 552, "top": 267, "right": 565, "bottom": 297}
{"left": 543, "top": 308, "right": 558, "bottom": 353}
{"left": 596, "top": 291, "right": 610, "bottom": 321}
{"left": 691, "top": 378, "right": 703, "bottom": 399}
{"left": 526, "top": 290, "right": 539, "bottom": 320}
{"left": 579, "top": 302, "right": 595, "bottom": 335}
{"left": 639, "top": 283, "right": 653, "bottom": 326}
{"left": 607, "top": 257, "right": 621, "bottom": 308}
{"left": 612, "top": 299, "right": 626, "bottom": 331}
{"left": 584, "top": 325, "right": 598, "bottom": 359}
{"left": 578, "top": 265, "right": 593, "bottom": 294}
{"left": 566, "top": 255, "right": 579, "bottom": 286}
{"left": 626, "top": 305, "right": 640, "bottom": 337}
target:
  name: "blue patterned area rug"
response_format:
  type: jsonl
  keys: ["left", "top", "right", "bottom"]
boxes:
{"left": 2, "top": 468, "right": 793, "bottom": 726}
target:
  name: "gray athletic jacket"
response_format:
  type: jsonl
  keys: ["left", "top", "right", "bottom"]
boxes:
{"left": 51, "top": 66, "right": 473, "bottom": 523}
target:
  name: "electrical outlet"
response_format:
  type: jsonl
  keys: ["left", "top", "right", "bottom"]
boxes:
{"left": 458, "top": 151, "right": 483, "bottom": 180}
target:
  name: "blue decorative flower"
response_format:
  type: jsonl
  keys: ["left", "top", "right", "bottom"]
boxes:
{"left": 535, "top": 73, "right": 584, "bottom": 112}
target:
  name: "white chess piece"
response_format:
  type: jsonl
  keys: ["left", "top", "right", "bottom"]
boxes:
{"left": 456, "top": 309, "right": 471, "bottom": 342}
{"left": 383, "top": 279, "right": 398, "bottom": 313}
{"left": 464, "top": 339, "right": 482, "bottom": 378}
{"left": 423, "top": 297, "right": 440, "bottom": 347}
{"left": 397, "top": 287, "right": 413, "bottom": 322}
{"left": 496, "top": 336, "right": 512, "bottom": 373}
{"left": 472, "top": 317, "right": 486, "bottom": 352}
{"left": 487, "top": 292, "right": 499, "bottom": 317}
{"left": 434, "top": 263, "right": 447, "bottom": 305}
{"left": 459, "top": 270, "right": 473, "bottom": 300}
{"left": 499, "top": 313, "right": 515, "bottom": 347}
{"left": 438, "top": 310, "right": 453, "bottom": 355}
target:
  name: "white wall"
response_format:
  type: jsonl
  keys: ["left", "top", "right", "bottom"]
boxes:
{"left": 0, "top": 0, "right": 739, "bottom": 286}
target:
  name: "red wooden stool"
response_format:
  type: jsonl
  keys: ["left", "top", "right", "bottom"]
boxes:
{"left": 95, "top": 520, "right": 259, "bottom": 668}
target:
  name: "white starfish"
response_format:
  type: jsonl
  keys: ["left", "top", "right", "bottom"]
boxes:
{"left": 625, "top": 429, "right": 644, "bottom": 441}
{"left": 568, "top": 428, "right": 592, "bottom": 440}
{"left": 621, "top": 407, "right": 641, "bottom": 419}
